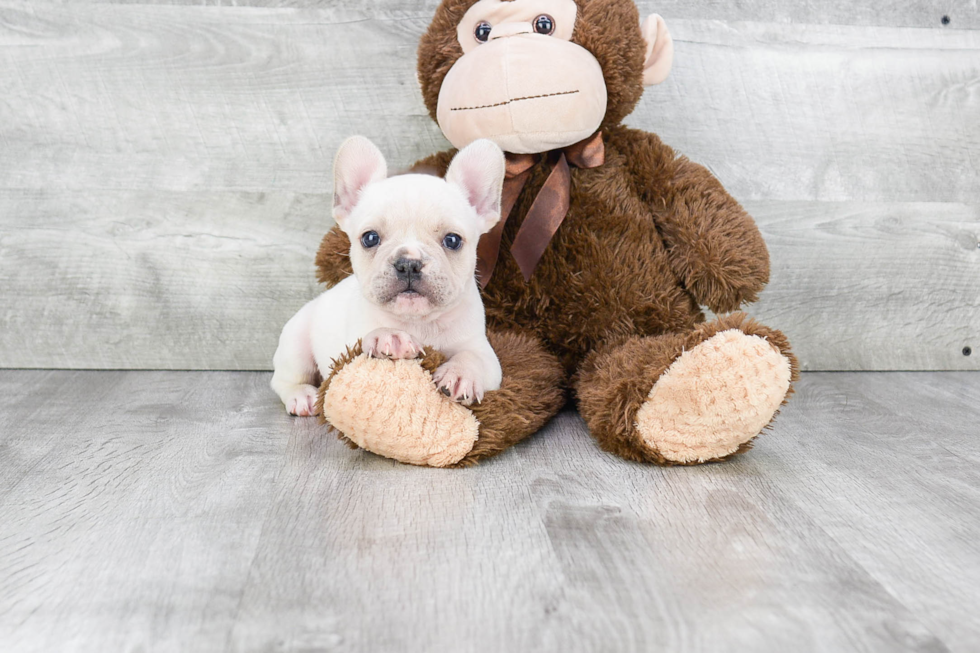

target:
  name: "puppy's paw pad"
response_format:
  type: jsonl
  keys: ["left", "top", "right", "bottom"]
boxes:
{"left": 433, "top": 362, "right": 484, "bottom": 406}
{"left": 286, "top": 384, "right": 320, "bottom": 417}
{"left": 363, "top": 328, "right": 423, "bottom": 359}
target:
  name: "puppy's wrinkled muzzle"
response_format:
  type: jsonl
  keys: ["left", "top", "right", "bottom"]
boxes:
{"left": 396, "top": 281, "right": 423, "bottom": 296}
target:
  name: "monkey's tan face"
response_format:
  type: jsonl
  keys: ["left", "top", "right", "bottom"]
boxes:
{"left": 437, "top": 0, "right": 607, "bottom": 154}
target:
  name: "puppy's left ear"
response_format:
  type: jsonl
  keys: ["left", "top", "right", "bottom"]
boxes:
{"left": 445, "top": 139, "right": 505, "bottom": 234}
{"left": 333, "top": 136, "right": 388, "bottom": 227}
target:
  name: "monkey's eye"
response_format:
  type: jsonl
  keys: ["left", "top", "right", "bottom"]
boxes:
{"left": 533, "top": 15, "right": 555, "bottom": 35}
{"left": 474, "top": 21, "right": 492, "bottom": 43}
{"left": 442, "top": 233, "right": 463, "bottom": 250}
{"left": 360, "top": 231, "right": 380, "bottom": 248}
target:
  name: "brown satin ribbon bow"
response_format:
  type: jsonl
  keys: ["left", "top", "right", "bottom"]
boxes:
{"left": 476, "top": 131, "right": 605, "bottom": 288}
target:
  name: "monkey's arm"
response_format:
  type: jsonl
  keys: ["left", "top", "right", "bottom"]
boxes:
{"left": 314, "top": 149, "right": 457, "bottom": 288}
{"left": 314, "top": 227, "right": 352, "bottom": 287}
{"left": 615, "top": 127, "right": 770, "bottom": 314}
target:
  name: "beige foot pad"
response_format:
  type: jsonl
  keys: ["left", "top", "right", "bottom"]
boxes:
{"left": 321, "top": 355, "right": 479, "bottom": 467}
{"left": 635, "top": 330, "right": 792, "bottom": 463}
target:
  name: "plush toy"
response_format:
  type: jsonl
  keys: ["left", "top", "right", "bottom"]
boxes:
{"left": 315, "top": 0, "right": 798, "bottom": 467}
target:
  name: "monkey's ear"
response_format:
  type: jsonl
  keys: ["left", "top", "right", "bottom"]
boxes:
{"left": 445, "top": 139, "right": 506, "bottom": 235}
{"left": 332, "top": 136, "right": 388, "bottom": 226}
{"left": 641, "top": 14, "right": 674, "bottom": 86}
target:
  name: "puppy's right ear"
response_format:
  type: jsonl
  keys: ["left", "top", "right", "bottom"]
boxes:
{"left": 332, "top": 136, "right": 388, "bottom": 227}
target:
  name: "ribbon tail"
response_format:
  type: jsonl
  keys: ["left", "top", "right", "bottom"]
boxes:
{"left": 510, "top": 153, "right": 571, "bottom": 282}
{"left": 476, "top": 170, "right": 529, "bottom": 288}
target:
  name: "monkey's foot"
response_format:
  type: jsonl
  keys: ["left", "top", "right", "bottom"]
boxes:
{"left": 317, "top": 332, "right": 566, "bottom": 467}
{"left": 576, "top": 313, "right": 798, "bottom": 465}
{"left": 634, "top": 330, "right": 792, "bottom": 463}
{"left": 320, "top": 354, "right": 479, "bottom": 467}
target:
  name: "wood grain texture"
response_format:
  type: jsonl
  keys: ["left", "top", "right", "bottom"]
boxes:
{"left": 1, "top": 3, "right": 978, "bottom": 370}
{"left": 3, "top": 194, "right": 976, "bottom": 370}
{"left": 747, "top": 201, "right": 980, "bottom": 371}
{"left": 0, "top": 370, "right": 293, "bottom": 652}
{"left": 2, "top": 5, "right": 977, "bottom": 201}
{"left": 0, "top": 3, "right": 446, "bottom": 192}
{"left": 69, "top": 0, "right": 980, "bottom": 30}
{"left": 0, "top": 190, "right": 326, "bottom": 369}
{"left": 757, "top": 372, "right": 980, "bottom": 653}
{"left": 1, "top": 369, "right": 978, "bottom": 651}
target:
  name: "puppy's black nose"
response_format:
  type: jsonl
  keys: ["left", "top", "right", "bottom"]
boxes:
{"left": 393, "top": 257, "right": 423, "bottom": 281}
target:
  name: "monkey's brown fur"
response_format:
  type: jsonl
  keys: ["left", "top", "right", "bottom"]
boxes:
{"left": 317, "top": 0, "right": 798, "bottom": 465}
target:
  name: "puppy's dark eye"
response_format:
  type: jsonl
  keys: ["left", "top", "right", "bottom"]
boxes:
{"left": 474, "top": 21, "right": 492, "bottom": 43}
{"left": 360, "top": 231, "right": 380, "bottom": 248}
{"left": 442, "top": 233, "right": 463, "bottom": 250}
{"left": 533, "top": 15, "right": 554, "bottom": 35}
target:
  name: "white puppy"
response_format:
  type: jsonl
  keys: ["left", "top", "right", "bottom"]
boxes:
{"left": 271, "top": 136, "right": 505, "bottom": 416}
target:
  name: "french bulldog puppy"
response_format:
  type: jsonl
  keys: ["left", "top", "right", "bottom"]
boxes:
{"left": 271, "top": 136, "right": 505, "bottom": 416}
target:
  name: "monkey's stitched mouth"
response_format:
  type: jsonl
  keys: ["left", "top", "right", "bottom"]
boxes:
{"left": 450, "top": 89, "right": 580, "bottom": 112}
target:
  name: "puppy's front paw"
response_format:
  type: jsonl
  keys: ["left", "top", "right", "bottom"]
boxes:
{"left": 433, "top": 360, "right": 484, "bottom": 406}
{"left": 285, "top": 384, "right": 320, "bottom": 417}
{"left": 363, "top": 328, "right": 423, "bottom": 360}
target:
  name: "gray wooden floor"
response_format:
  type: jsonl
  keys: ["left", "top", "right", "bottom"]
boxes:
{"left": 0, "top": 371, "right": 977, "bottom": 652}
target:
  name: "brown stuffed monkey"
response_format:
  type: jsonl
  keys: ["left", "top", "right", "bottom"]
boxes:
{"left": 314, "top": 0, "right": 799, "bottom": 467}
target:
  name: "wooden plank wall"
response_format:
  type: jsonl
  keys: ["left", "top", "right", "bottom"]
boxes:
{"left": 0, "top": 1, "right": 977, "bottom": 371}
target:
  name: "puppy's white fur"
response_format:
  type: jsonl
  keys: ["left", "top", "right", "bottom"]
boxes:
{"left": 271, "top": 136, "right": 505, "bottom": 416}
